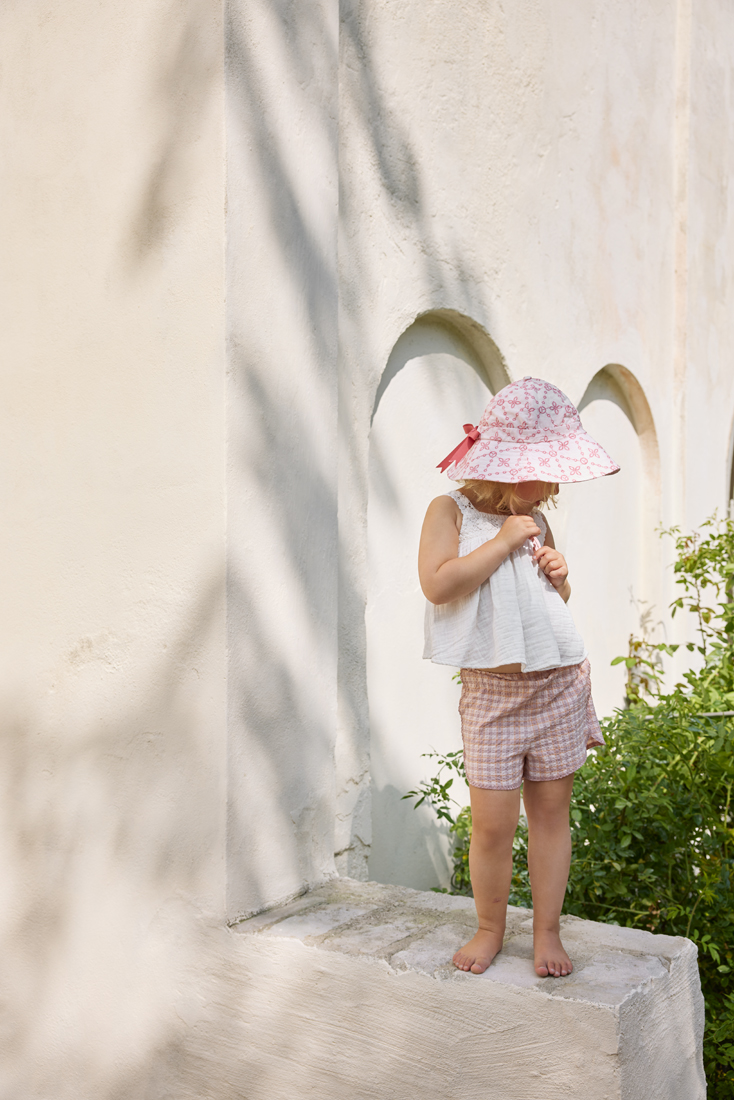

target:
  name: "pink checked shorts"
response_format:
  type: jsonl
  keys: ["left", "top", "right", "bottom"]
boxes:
{"left": 458, "top": 658, "right": 605, "bottom": 790}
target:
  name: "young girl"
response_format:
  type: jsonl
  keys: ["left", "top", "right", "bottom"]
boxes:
{"left": 419, "top": 377, "right": 619, "bottom": 979}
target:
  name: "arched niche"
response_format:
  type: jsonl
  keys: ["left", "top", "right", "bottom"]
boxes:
{"left": 366, "top": 311, "right": 508, "bottom": 890}
{"left": 553, "top": 365, "right": 661, "bottom": 716}
{"left": 580, "top": 364, "right": 661, "bottom": 502}
{"left": 372, "top": 309, "right": 510, "bottom": 421}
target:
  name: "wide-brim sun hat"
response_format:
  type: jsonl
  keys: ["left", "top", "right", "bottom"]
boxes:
{"left": 438, "top": 376, "right": 620, "bottom": 484}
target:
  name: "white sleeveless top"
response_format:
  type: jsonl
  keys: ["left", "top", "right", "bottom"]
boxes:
{"left": 423, "top": 491, "right": 587, "bottom": 672}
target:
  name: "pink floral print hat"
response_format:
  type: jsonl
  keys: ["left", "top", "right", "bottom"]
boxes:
{"left": 438, "top": 376, "right": 620, "bottom": 484}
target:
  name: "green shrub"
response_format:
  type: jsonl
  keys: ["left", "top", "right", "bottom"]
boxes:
{"left": 404, "top": 515, "right": 734, "bottom": 1097}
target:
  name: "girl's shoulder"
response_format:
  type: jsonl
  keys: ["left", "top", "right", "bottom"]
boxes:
{"left": 425, "top": 492, "right": 463, "bottom": 515}
{"left": 423, "top": 492, "right": 464, "bottom": 534}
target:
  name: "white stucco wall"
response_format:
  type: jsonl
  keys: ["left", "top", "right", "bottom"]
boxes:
{"left": 686, "top": 1, "right": 734, "bottom": 514}
{"left": 0, "top": 0, "right": 228, "bottom": 1093}
{"left": 224, "top": 0, "right": 340, "bottom": 920}
{"left": 2, "top": 0, "right": 733, "bottom": 1091}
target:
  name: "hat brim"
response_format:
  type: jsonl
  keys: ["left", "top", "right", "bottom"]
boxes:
{"left": 447, "top": 430, "right": 620, "bottom": 484}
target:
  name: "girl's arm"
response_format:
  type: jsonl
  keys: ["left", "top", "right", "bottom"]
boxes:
{"left": 533, "top": 521, "right": 571, "bottom": 603}
{"left": 418, "top": 496, "right": 541, "bottom": 605}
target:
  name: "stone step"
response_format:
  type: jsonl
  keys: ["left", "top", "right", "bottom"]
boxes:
{"left": 232, "top": 877, "right": 705, "bottom": 1100}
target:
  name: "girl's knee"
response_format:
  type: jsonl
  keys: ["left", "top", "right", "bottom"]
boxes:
{"left": 525, "top": 803, "right": 571, "bottom": 834}
{"left": 523, "top": 777, "right": 574, "bottom": 822}
{"left": 471, "top": 817, "right": 518, "bottom": 850}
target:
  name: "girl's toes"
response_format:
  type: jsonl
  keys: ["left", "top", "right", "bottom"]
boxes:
{"left": 534, "top": 932, "right": 573, "bottom": 978}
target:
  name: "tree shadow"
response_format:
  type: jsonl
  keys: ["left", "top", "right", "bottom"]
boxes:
{"left": 121, "top": 0, "right": 221, "bottom": 271}
{"left": 0, "top": 569, "right": 242, "bottom": 1097}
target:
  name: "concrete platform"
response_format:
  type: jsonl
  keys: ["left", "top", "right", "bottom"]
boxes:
{"left": 231, "top": 877, "right": 705, "bottom": 1100}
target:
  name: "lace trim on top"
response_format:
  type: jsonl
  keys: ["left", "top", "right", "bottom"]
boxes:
{"left": 448, "top": 490, "right": 547, "bottom": 545}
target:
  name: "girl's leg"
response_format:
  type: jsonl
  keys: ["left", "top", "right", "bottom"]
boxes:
{"left": 523, "top": 773, "right": 575, "bottom": 977}
{"left": 453, "top": 784, "right": 521, "bottom": 974}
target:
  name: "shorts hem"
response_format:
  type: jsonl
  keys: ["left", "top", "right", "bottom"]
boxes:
{"left": 467, "top": 763, "right": 580, "bottom": 789}
{"left": 523, "top": 764, "right": 581, "bottom": 784}
{"left": 466, "top": 778, "right": 524, "bottom": 791}
{"left": 524, "top": 747, "right": 588, "bottom": 784}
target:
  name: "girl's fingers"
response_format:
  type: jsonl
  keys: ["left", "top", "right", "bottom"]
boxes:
{"left": 536, "top": 555, "right": 567, "bottom": 577}
{"left": 533, "top": 549, "right": 568, "bottom": 583}
{"left": 535, "top": 551, "right": 566, "bottom": 572}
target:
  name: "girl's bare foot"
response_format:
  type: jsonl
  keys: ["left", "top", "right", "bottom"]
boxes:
{"left": 453, "top": 928, "right": 504, "bottom": 974}
{"left": 534, "top": 928, "right": 573, "bottom": 977}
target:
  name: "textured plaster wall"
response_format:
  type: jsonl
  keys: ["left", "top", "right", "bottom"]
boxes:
{"left": 224, "top": 0, "right": 340, "bottom": 920}
{"left": 686, "top": 0, "right": 734, "bottom": 513}
{"left": 0, "top": 0, "right": 228, "bottom": 1094}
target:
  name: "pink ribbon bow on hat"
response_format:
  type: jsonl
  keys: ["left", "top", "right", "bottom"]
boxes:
{"left": 437, "top": 424, "right": 481, "bottom": 472}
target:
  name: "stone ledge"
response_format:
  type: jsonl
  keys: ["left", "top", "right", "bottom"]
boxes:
{"left": 231, "top": 877, "right": 705, "bottom": 1100}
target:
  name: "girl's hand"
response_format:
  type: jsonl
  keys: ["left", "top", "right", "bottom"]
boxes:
{"left": 533, "top": 545, "right": 569, "bottom": 590}
{"left": 496, "top": 514, "right": 541, "bottom": 554}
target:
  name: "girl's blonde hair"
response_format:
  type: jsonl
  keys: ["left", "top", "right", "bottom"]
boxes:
{"left": 460, "top": 480, "right": 558, "bottom": 515}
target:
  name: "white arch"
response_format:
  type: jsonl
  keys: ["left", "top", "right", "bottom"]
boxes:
{"left": 372, "top": 308, "right": 510, "bottom": 423}
{"left": 578, "top": 364, "right": 663, "bottom": 655}
{"left": 580, "top": 364, "right": 661, "bottom": 495}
